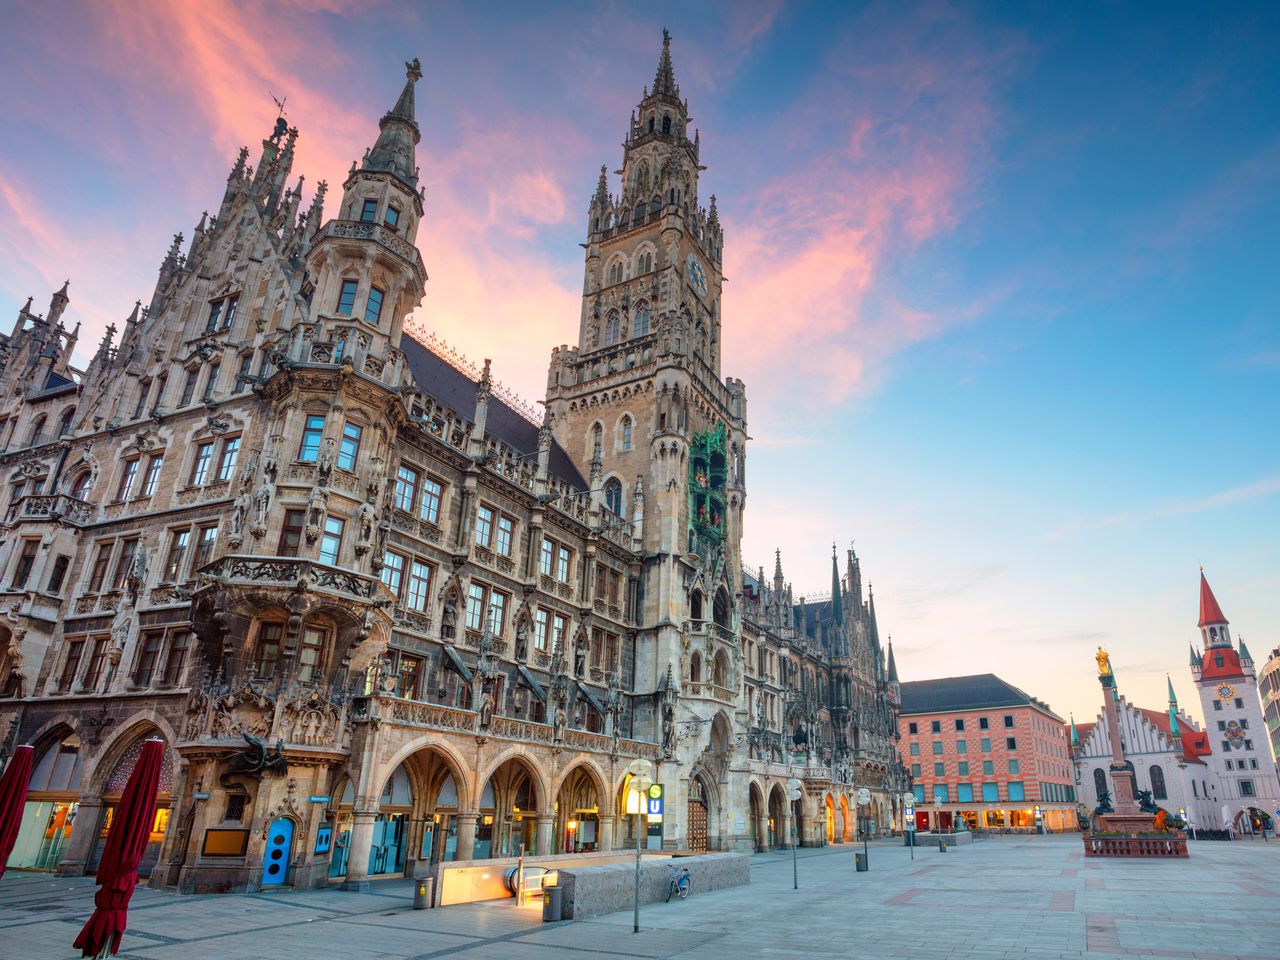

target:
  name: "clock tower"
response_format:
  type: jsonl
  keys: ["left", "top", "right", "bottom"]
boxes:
{"left": 1189, "top": 570, "right": 1280, "bottom": 830}
{"left": 545, "top": 29, "right": 749, "bottom": 843}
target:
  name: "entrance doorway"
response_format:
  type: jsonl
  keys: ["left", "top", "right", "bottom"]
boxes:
{"left": 261, "top": 818, "right": 294, "bottom": 886}
{"left": 687, "top": 779, "right": 708, "bottom": 853}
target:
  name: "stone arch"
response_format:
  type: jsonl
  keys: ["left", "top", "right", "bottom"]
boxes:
{"left": 555, "top": 759, "right": 609, "bottom": 853}
{"left": 825, "top": 793, "right": 836, "bottom": 844}
{"left": 375, "top": 736, "right": 473, "bottom": 812}
{"left": 840, "top": 794, "right": 851, "bottom": 841}
{"left": 87, "top": 711, "right": 179, "bottom": 793}
{"left": 748, "top": 780, "right": 766, "bottom": 849}
{"left": 712, "top": 648, "right": 730, "bottom": 688}
{"left": 473, "top": 747, "right": 549, "bottom": 814}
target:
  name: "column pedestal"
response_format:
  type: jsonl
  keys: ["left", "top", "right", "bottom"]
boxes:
{"left": 56, "top": 796, "right": 103, "bottom": 876}
{"left": 454, "top": 811, "right": 478, "bottom": 862}
{"left": 598, "top": 814, "right": 615, "bottom": 853}
{"left": 535, "top": 814, "right": 554, "bottom": 856}
{"left": 340, "top": 810, "right": 378, "bottom": 891}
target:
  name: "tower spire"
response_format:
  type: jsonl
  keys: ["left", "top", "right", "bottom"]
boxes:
{"left": 1198, "top": 570, "right": 1228, "bottom": 629}
{"left": 363, "top": 57, "right": 423, "bottom": 189}
{"left": 653, "top": 28, "right": 678, "bottom": 97}
{"left": 830, "top": 543, "right": 844, "bottom": 625}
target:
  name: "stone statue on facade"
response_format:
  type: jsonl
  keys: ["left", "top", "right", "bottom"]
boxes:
{"left": 252, "top": 477, "right": 273, "bottom": 532}
{"left": 552, "top": 704, "right": 567, "bottom": 743}
{"left": 125, "top": 548, "right": 148, "bottom": 604}
{"left": 514, "top": 616, "right": 529, "bottom": 660}
{"left": 441, "top": 594, "right": 457, "bottom": 639}
{"left": 316, "top": 438, "right": 336, "bottom": 485}
{"left": 574, "top": 636, "right": 588, "bottom": 677}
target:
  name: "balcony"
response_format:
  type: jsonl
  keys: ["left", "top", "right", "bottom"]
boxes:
{"left": 198, "top": 555, "right": 392, "bottom": 604}
{"left": 8, "top": 493, "right": 96, "bottom": 525}
{"left": 318, "top": 219, "right": 426, "bottom": 285}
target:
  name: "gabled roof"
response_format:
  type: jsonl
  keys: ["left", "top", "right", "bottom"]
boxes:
{"left": 400, "top": 335, "right": 586, "bottom": 490}
{"left": 899, "top": 674, "right": 1059, "bottom": 719}
{"left": 1135, "top": 707, "right": 1210, "bottom": 764}
{"left": 1198, "top": 571, "right": 1228, "bottom": 627}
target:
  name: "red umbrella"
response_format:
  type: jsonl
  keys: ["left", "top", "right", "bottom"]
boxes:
{"left": 0, "top": 744, "right": 35, "bottom": 879}
{"left": 73, "top": 738, "right": 164, "bottom": 959}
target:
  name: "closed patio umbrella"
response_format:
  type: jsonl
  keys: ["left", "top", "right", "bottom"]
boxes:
{"left": 0, "top": 744, "right": 35, "bottom": 878}
{"left": 73, "top": 738, "right": 163, "bottom": 959}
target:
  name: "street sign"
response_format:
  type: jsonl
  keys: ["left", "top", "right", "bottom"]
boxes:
{"left": 308, "top": 795, "right": 331, "bottom": 803}
{"left": 647, "top": 784, "right": 664, "bottom": 818}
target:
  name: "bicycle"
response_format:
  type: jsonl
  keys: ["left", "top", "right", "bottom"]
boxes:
{"left": 666, "top": 864, "right": 691, "bottom": 902}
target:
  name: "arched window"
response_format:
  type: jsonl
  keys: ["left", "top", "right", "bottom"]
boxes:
{"left": 604, "top": 478, "right": 623, "bottom": 516}
{"left": 690, "top": 651, "right": 702, "bottom": 684}
{"left": 662, "top": 114, "right": 671, "bottom": 134}
{"left": 1093, "top": 767, "right": 1107, "bottom": 799}
{"left": 58, "top": 407, "right": 76, "bottom": 436}
{"left": 29, "top": 415, "right": 46, "bottom": 445}
{"left": 591, "top": 423, "right": 603, "bottom": 460}
{"left": 619, "top": 415, "right": 633, "bottom": 451}
{"left": 713, "top": 588, "right": 730, "bottom": 627}
{"left": 637, "top": 162, "right": 650, "bottom": 193}
{"left": 633, "top": 303, "right": 650, "bottom": 337}
{"left": 634, "top": 202, "right": 645, "bottom": 223}
{"left": 1150, "top": 765, "right": 1167, "bottom": 800}
{"left": 603, "top": 312, "right": 621, "bottom": 346}
{"left": 690, "top": 590, "right": 704, "bottom": 621}
{"left": 638, "top": 252, "right": 652, "bottom": 274}
{"left": 69, "top": 471, "right": 92, "bottom": 501}
{"left": 609, "top": 261, "right": 623, "bottom": 285}
{"left": 713, "top": 650, "right": 728, "bottom": 687}
{"left": 648, "top": 115, "right": 655, "bottom": 133}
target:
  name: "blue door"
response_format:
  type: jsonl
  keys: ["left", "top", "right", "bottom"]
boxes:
{"left": 261, "top": 818, "right": 294, "bottom": 886}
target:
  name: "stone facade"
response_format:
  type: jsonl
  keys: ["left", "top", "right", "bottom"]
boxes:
{"left": 0, "top": 37, "right": 902, "bottom": 893}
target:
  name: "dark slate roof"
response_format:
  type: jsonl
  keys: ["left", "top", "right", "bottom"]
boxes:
{"left": 899, "top": 674, "right": 1060, "bottom": 720}
{"left": 400, "top": 336, "right": 587, "bottom": 490}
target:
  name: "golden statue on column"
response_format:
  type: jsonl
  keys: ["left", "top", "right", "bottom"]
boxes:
{"left": 1095, "top": 646, "right": 1112, "bottom": 677}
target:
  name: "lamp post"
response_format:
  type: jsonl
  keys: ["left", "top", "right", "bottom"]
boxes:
{"left": 903, "top": 792, "right": 916, "bottom": 860}
{"left": 856, "top": 787, "right": 872, "bottom": 869}
{"left": 934, "top": 794, "right": 944, "bottom": 852}
{"left": 786, "top": 777, "right": 803, "bottom": 890}
{"left": 625, "top": 758, "right": 655, "bottom": 934}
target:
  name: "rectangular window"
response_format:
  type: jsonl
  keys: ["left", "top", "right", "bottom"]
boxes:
{"left": 82, "top": 637, "right": 108, "bottom": 690}
{"left": 957, "top": 783, "right": 974, "bottom": 803}
{"left": 957, "top": 761, "right": 969, "bottom": 776}
{"left": 932, "top": 741, "right": 943, "bottom": 755}
{"left": 1009, "top": 759, "right": 1020, "bottom": 775}
{"left": 88, "top": 542, "right": 112, "bottom": 592}
{"left": 933, "top": 762, "right": 945, "bottom": 777}
{"left": 360, "top": 198, "right": 378, "bottom": 222}
{"left": 298, "top": 627, "right": 327, "bottom": 684}
{"left": 233, "top": 352, "right": 252, "bottom": 393}
{"left": 909, "top": 742, "right": 920, "bottom": 757}
{"left": 982, "top": 782, "right": 999, "bottom": 802}
{"left": 46, "top": 555, "right": 70, "bottom": 593}
{"left": 385, "top": 205, "right": 400, "bottom": 229}
{"left": 133, "top": 632, "right": 163, "bottom": 687}
{"left": 112, "top": 539, "right": 139, "bottom": 590}
{"left": 190, "top": 442, "right": 214, "bottom": 486}
{"left": 495, "top": 516, "right": 514, "bottom": 557}
{"left": 217, "top": 437, "right": 240, "bottom": 482}
{"left": 910, "top": 763, "right": 921, "bottom": 778}
{"left": 487, "top": 590, "right": 507, "bottom": 634}
{"left": 978, "top": 717, "right": 989, "bottom": 730}
{"left": 163, "top": 530, "right": 190, "bottom": 582}
{"left": 12, "top": 539, "right": 38, "bottom": 589}
{"left": 534, "top": 609, "right": 549, "bottom": 650}
{"left": 394, "top": 465, "right": 419, "bottom": 511}
{"left": 931, "top": 720, "right": 941, "bottom": 733}
{"left": 407, "top": 561, "right": 432, "bottom": 612}
{"left": 955, "top": 719, "right": 965, "bottom": 731}
{"left": 907, "top": 722, "right": 918, "bottom": 735}
{"left": 1004, "top": 715, "right": 1015, "bottom": 728}
{"left": 956, "top": 739, "right": 967, "bottom": 754}
{"left": 337, "top": 279, "right": 359, "bottom": 314}
{"left": 60, "top": 639, "right": 85, "bottom": 690}
{"left": 193, "top": 525, "right": 218, "bottom": 569}
{"left": 913, "top": 785, "right": 925, "bottom": 803}
{"left": 179, "top": 368, "right": 198, "bottom": 407}
{"left": 153, "top": 374, "right": 167, "bottom": 409}
{"left": 466, "top": 583, "right": 486, "bottom": 631}
{"left": 1006, "top": 737, "right": 1017, "bottom": 750}
{"left": 934, "top": 784, "right": 950, "bottom": 803}
{"left": 398, "top": 654, "right": 421, "bottom": 699}
{"left": 980, "top": 737, "right": 992, "bottom": 752}
{"left": 132, "top": 380, "right": 151, "bottom": 419}
{"left": 1213, "top": 700, "right": 1222, "bottom": 711}
{"left": 278, "top": 510, "right": 305, "bottom": 557}
{"left": 552, "top": 613, "right": 567, "bottom": 652}
{"left": 158, "top": 623, "right": 203, "bottom": 682}
{"left": 539, "top": 538, "right": 554, "bottom": 577}
{"left": 364, "top": 286, "right": 384, "bottom": 325}
{"left": 116, "top": 459, "right": 140, "bottom": 500}
{"left": 203, "top": 362, "right": 220, "bottom": 402}
{"left": 1007, "top": 782, "right": 1025, "bottom": 802}
{"left": 556, "top": 545, "right": 571, "bottom": 582}
{"left": 299, "top": 415, "right": 326, "bottom": 462}
{"left": 338, "top": 422, "right": 362, "bottom": 470}
{"left": 206, "top": 300, "right": 223, "bottom": 333}
{"left": 222, "top": 296, "right": 238, "bottom": 330}
{"left": 254, "top": 622, "right": 284, "bottom": 679}
{"left": 420, "top": 477, "right": 442, "bottom": 524}
{"left": 141, "top": 455, "right": 164, "bottom": 497}
{"left": 474, "top": 505, "right": 494, "bottom": 548}
{"left": 982, "top": 759, "right": 994, "bottom": 775}
{"left": 319, "top": 517, "right": 344, "bottom": 565}
{"left": 381, "top": 551, "right": 405, "bottom": 598}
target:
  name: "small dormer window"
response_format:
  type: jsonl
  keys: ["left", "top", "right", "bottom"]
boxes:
{"left": 385, "top": 206, "right": 400, "bottom": 230}
{"left": 360, "top": 199, "right": 378, "bottom": 223}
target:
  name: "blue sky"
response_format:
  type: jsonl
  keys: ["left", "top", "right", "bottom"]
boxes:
{"left": 0, "top": 0, "right": 1276, "bottom": 724}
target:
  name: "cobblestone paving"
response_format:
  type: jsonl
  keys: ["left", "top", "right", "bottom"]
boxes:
{"left": 2, "top": 835, "right": 1277, "bottom": 959}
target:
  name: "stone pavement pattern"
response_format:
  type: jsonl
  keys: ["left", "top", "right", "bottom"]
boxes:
{"left": 2, "top": 836, "right": 1277, "bottom": 960}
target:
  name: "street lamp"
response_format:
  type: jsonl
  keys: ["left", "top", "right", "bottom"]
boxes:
{"left": 934, "top": 794, "right": 944, "bottom": 852}
{"left": 856, "top": 787, "right": 872, "bottom": 870}
{"left": 902, "top": 792, "right": 916, "bottom": 860}
{"left": 625, "top": 758, "right": 655, "bottom": 934}
{"left": 786, "top": 777, "right": 803, "bottom": 890}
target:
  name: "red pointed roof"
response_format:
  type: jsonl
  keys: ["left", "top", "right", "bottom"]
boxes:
{"left": 1198, "top": 572, "right": 1228, "bottom": 627}
{"left": 1198, "top": 644, "right": 1245, "bottom": 681}
{"left": 1135, "top": 708, "right": 1210, "bottom": 763}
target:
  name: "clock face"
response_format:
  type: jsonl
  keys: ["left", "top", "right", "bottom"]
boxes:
{"left": 1218, "top": 683, "right": 1235, "bottom": 701}
{"left": 687, "top": 254, "right": 707, "bottom": 298}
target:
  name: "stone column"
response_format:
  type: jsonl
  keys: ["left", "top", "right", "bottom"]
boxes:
{"left": 536, "top": 814, "right": 555, "bottom": 855}
{"left": 756, "top": 814, "right": 769, "bottom": 851}
{"left": 56, "top": 796, "right": 103, "bottom": 876}
{"left": 454, "top": 810, "right": 478, "bottom": 862}
{"left": 598, "top": 814, "right": 614, "bottom": 852}
{"left": 340, "top": 809, "right": 378, "bottom": 891}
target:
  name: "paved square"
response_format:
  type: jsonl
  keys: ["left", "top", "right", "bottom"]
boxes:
{"left": 2, "top": 836, "right": 1277, "bottom": 960}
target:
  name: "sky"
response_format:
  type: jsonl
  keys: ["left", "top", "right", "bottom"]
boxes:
{"left": 1, "top": 0, "right": 1277, "bottom": 727}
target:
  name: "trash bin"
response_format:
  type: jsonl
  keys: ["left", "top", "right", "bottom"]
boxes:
{"left": 542, "top": 883, "right": 563, "bottom": 922}
{"left": 938, "top": 837, "right": 947, "bottom": 852}
{"left": 855, "top": 852, "right": 868, "bottom": 872}
{"left": 413, "top": 878, "right": 432, "bottom": 909}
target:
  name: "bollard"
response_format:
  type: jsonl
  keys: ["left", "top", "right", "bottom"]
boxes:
{"left": 542, "top": 883, "right": 563, "bottom": 922}
{"left": 413, "top": 878, "right": 430, "bottom": 909}
{"left": 855, "top": 852, "right": 868, "bottom": 872}
{"left": 938, "top": 836, "right": 947, "bottom": 853}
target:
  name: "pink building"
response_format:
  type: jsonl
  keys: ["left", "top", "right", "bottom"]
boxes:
{"left": 898, "top": 674, "right": 1078, "bottom": 832}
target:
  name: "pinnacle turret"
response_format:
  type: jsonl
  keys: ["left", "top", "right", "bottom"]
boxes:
{"left": 653, "top": 28, "right": 679, "bottom": 98}
{"left": 363, "top": 57, "right": 422, "bottom": 189}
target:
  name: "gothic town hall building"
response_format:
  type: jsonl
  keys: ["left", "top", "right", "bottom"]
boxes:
{"left": 0, "top": 37, "right": 905, "bottom": 892}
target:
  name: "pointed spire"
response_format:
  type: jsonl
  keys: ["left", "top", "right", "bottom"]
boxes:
{"left": 830, "top": 544, "right": 844, "bottom": 625}
{"left": 708, "top": 193, "right": 719, "bottom": 226}
{"left": 868, "top": 586, "right": 882, "bottom": 653}
{"left": 363, "top": 57, "right": 423, "bottom": 188}
{"left": 1189, "top": 644, "right": 1202, "bottom": 668}
{"left": 886, "top": 638, "right": 898, "bottom": 683}
{"left": 653, "top": 28, "right": 678, "bottom": 97}
{"left": 1198, "top": 570, "right": 1228, "bottom": 627}
{"left": 1238, "top": 636, "right": 1253, "bottom": 662}
{"left": 1167, "top": 674, "right": 1178, "bottom": 708}
{"left": 48, "top": 280, "right": 69, "bottom": 326}
{"left": 773, "top": 548, "right": 783, "bottom": 583}
{"left": 593, "top": 164, "right": 610, "bottom": 207}
{"left": 1069, "top": 715, "right": 1080, "bottom": 749}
